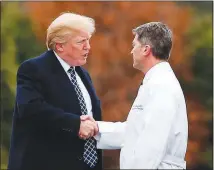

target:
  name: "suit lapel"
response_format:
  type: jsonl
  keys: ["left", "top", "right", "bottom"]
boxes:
{"left": 48, "top": 50, "right": 81, "bottom": 113}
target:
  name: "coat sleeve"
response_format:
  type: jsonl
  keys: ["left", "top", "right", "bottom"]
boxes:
{"left": 16, "top": 60, "right": 80, "bottom": 134}
{"left": 133, "top": 85, "right": 177, "bottom": 169}
{"left": 94, "top": 121, "right": 127, "bottom": 149}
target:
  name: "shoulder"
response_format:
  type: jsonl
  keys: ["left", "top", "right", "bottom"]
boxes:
{"left": 18, "top": 50, "right": 54, "bottom": 73}
{"left": 80, "top": 66, "right": 89, "bottom": 75}
{"left": 146, "top": 73, "right": 178, "bottom": 94}
{"left": 80, "top": 66, "right": 92, "bottom": 81}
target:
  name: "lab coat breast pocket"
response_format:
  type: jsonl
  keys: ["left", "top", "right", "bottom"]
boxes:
{"left": 128, "top": 103, "right": 146, "bottom": 136}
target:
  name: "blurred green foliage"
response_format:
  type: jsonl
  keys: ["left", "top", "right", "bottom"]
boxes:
{"left": 186, "top": 11, "right": 213, "bottom": 169}
{"left": 188, "top": 14, "right": 212, "bottom": 112}
{"left": 1, "top": 2, "right": 45, "bottom": 167}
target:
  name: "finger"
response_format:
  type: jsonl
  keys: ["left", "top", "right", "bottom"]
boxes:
{"left": 89, "top": 123, "right": 98, "bottom": 136}
{"left": 94, "top": 127, "right": 98, "bottom": 136}
{"left": 81, "top": 135, "right": 86, "bottom": 140}
{"left": 94, "top": 122, "right": 98, "bottom": 134}
{"left": 80, "top": 133, "right": 89, "bottom": 139}
{"left": 85, "top": 124, "right": 95, "bottom": 138}
{"left": 85, "top": 135, "right": 91, "bottom": 140}
{"left": 85, "top": 132, "right": 92, "bottom": 139}
{"left": 88, "top": 121, "right": 98, "bottom": 134}
{"left": 82, "top": 126, "right": 94, "bottom": 138}
{"left": 79, "top": 132, "right": 86, "bottom": 139}
{"left": 89, "top": 129, "right": 95, "bottom": 138}
{"left": 79, "top": 132, "right": 85, "bottom": 139}
{"left": 78, "top": 131, "right": 81, "bottom": 136}
{"left": 79, "top": 134, "right": 84, "bottom": 139}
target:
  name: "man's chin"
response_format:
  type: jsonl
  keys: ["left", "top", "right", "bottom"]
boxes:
{"left": 133, "top": 63, "right": 138, "bottom": 69}
{"left": 133, "top": 63, "right": 141, "bottom": 71}
{"left": 77, "top": 59, "right": 87, "bottom": 66}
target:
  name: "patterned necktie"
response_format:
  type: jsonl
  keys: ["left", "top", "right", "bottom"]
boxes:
{"left": 68, "top": 67, "right": 98, "bottom": 168}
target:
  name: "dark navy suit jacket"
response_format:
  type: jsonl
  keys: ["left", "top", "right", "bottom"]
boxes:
{"left": 8, "top": 50, "right": 102, "bottom": 170}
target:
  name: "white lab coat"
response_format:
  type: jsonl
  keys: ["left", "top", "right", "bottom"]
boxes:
{"left": 95, "top": 62, "right": 188, "bottom": 169}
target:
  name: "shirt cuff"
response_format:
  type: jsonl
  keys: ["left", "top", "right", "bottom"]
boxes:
{"left": 93, "top": 121, "right": 102, "bottom": 141}
{"left": 93, "top": 121, "right": 114, "bottom": 141}
{"left": 96, "top": 121, "right": 116, "bottom": 133}
{"left": 94, "top": 133, "right": 101, "bottom": 140}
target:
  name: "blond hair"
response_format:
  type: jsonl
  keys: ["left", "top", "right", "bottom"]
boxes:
{"left": 46, "top": 12, "right": 95, "bottom": 50}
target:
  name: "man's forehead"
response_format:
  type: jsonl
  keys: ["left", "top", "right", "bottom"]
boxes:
{"left": 76, "top": 30, "right": 91, "bottom": 39}
{"left": 70, "top": 30, "right": 91, "bottom": 40}
{"left": 133, "top": 34, "right": 139, "bottom": 44}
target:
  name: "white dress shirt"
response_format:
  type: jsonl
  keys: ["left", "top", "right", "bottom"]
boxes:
{"left": 95, "top": 62, "right": 188, "bottom": 169}
{"left": 54, "top": 51, "right": 93, "bottom": 116}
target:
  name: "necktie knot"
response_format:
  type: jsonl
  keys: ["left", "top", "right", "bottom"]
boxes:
{"left": 68, "top": 67, "right": 75, "bottom": 74}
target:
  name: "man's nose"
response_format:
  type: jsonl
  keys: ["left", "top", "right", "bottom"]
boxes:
{"left": 131, "top": 48, "right": 134, "bottom": 54}
{"left": 85, "top": 41, "right": 90, "bottom": 50}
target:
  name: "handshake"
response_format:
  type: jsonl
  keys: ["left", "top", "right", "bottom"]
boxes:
{"left": 78, "top": 115, "right": 98, "bottom": 140}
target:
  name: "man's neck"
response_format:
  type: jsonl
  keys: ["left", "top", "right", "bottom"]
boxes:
{"left": 143, "top": 59, "right": 165, "bottom": 75}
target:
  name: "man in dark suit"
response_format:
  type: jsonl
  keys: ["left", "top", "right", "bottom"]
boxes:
{"left": 8, "top": 12, "right": 102, "bottom": 170}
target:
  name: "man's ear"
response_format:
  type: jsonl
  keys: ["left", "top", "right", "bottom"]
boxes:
{"left": 55, "top": 43, "right": 64, "bottom": 52}
{"left": 142, "top": 45, "right": 151, "bottom": 56}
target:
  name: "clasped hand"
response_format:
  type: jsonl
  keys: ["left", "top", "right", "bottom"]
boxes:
{"left": 79, "top": 115, "right": 98, "bottom": 140}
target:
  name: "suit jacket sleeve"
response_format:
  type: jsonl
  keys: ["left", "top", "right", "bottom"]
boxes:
{"left": 16, "top": 60, "right": 80, "bottom": 134}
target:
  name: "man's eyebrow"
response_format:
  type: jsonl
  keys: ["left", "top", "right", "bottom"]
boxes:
{"left": 77, "top": 37, "right": 89, "bottom": 42}
{"left": 79, "top": 37, "right": 87, "bottom": 40}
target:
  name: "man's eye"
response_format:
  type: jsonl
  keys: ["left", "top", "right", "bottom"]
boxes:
{"left": 77, "top": 40, "right": 86, "bottom": 44}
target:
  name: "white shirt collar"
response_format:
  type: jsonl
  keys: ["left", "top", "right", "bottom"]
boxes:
{"left": 143, "top": 61, "right": 171, "bottom": 84}
{"left": 53, "top": 51, "right": 75, "bottom": 72}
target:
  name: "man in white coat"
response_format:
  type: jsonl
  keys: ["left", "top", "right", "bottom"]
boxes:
{"left": 79, "top": 22, "right": 188, "bottom": 169}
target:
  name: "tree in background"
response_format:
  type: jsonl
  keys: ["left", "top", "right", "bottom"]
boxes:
{"left": 184, "top": 8, "right": 213, "bottom": 169}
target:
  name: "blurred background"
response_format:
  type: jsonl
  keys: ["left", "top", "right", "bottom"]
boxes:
{"left": 1, "top": 1, "right": 213, "bottom": 169}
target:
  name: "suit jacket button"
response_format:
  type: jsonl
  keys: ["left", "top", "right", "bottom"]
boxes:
{"left": 77, "top": 155, "right": 83, "bottom": 160}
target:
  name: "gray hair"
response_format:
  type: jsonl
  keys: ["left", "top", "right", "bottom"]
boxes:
{"left": 132, "top": 22, "right": 172, "bottom": 60}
